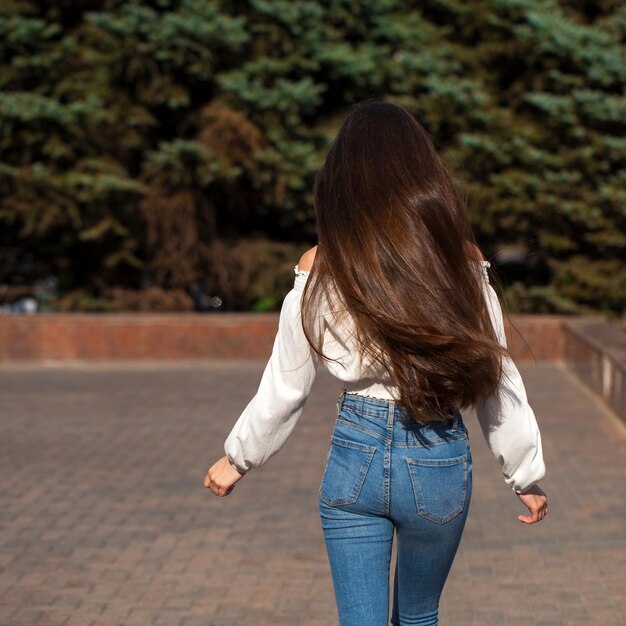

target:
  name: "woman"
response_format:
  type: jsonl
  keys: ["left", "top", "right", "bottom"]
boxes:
{"left": 204, "top": 100, "right": 548, "bottom": 626}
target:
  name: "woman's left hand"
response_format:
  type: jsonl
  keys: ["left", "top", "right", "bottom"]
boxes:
{"left": 203, "top": 456, "right": 245, "bottom": 496}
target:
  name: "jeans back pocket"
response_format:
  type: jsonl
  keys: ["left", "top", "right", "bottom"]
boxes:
{"left": 406, "top": 452, "right": 469, "bottom": 524}
{"left": 319, "top": 435, "right": 377, "bottom": 507}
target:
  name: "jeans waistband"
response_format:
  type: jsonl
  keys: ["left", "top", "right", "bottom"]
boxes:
{"left": 336, "top": 388, "right": 461, "bottom": 432}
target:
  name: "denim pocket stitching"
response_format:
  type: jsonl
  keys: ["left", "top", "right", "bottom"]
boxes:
{"left": 330, "top": 434, "right": 377, "bottom": 453}
{"left": 406, "top": 452, "right": 468, "bottom": 524}
{"left": 407, "top": 452, "right": 468, "bottom": 467}
{"left": 319, "top": 436, "right": 377, "bottom": 507}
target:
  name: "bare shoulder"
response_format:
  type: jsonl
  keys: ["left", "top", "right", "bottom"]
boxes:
{"left": 297, "top": 245, "right": 318, "bottom": 272}
{"left": 465, "top": 240, "right": 486, "bottom": 262}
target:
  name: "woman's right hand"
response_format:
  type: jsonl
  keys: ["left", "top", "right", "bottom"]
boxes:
{"left": 516, "top": 484, "right": 549, "bottom": 524}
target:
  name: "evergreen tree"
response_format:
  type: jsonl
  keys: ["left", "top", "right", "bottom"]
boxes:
{"left": 0, "top": 0, "right": 623, "bottom": 313}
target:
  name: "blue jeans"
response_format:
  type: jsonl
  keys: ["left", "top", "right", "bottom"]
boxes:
{"left": 319, "top": 390, "right": 472, "bottom": 626}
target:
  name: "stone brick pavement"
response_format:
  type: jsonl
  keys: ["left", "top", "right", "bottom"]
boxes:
{"left": 0, "top": 361, "right": 624, "bottom": 626}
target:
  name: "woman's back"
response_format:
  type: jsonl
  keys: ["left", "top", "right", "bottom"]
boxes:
{"left": 293, "top": 257, "right": 494, "bottom": 401}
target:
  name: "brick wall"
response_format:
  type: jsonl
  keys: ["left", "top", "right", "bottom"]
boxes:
{"left": 0, "top": 314, "right": 279, "bottom": 361}
{"left": 0, "top": 312, "right": 566, "bottom": 362}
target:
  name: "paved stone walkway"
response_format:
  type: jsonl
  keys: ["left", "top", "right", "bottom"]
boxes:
{"left": 0, "top": 361, "right": 624, "bottom": 626}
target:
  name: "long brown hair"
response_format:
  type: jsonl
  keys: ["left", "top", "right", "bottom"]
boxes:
{"left": 300, "top": 99, "right": 511, "bottom": 425}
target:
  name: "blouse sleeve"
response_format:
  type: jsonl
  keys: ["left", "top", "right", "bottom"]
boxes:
{"left": 223, "top": 266, "right": 320, "bottom": 474}
{"left": 474, "top": 261, "right": 547, "bottom": 494}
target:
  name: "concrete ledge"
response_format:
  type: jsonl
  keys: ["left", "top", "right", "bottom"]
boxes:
{"left": 561, "top": 317, "right": 626, "bottom": 423}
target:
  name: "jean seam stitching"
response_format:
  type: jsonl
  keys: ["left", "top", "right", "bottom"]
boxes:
{"left": 335, "top": 418, "right": 388, "bottom": 443}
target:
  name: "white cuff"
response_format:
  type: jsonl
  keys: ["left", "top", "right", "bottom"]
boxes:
{"left": 227, "top": 455, "right": 248, "bottom": 475}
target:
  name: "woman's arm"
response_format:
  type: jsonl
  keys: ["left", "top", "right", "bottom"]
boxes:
{"left": 222, "top": 284, "right": 320, "bottom": 474}
{"left": 474, "top": 276, "right": 547, "bottom": 495}
{"left": 204, "top": 258, "right": 320, "bottom": 496}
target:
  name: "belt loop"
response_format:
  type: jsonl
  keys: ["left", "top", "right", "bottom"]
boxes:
{"left": 451, "top": 409, "right": 459, "bottom": 432}
{"left": 336, "top": 387, "right": 347, "bottom": 415}
{"left": 387, "top": 399, "right": 395, "bottom": 432}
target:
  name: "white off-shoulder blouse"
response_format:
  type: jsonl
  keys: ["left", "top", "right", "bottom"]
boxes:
{"left": 224, "top": 259, "right": 546, "bottom": 494}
